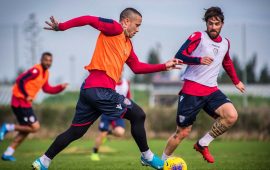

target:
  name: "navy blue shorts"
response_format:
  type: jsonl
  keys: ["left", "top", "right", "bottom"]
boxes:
{"left": 12, "top": 106, "right": 37, "bottom": 125}
{"left": 176, "top": 90, "right": 231, "bottom": 127}
{"left": 72, "top": 85, "right": 133, "bottom": 126}
{"left": 98, "top": 114, "right": 125, "bottom": 132}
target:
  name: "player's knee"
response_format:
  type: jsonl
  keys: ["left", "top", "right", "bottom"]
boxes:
{"left": 227, "top": 111, "right": 238, "bottom": 125}
{"left": 31, "top": 123, "right": 40, "bottom": 133}
{"left": 134, "top": 106, "right": 146, "bottom": 121}
{"left": 114, "top": 127, "right": 125, "bottom": 137}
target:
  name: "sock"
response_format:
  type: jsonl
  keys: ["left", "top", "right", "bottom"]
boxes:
{"left": 93, "top": 147, "right": 98, "bottom": 153}
{"left": 141, "top": 149, "right": 154, "bottom": 161}
{"left": 40, "top": 155, "right": 51, "bottom": 168}
{"left": 4, "top": 146, "right": 15, "bottom": 156}
{"left": 161, "top": 152, "right": 170, "bottom": 161}
{"left": 5, "top": 124, "right": 15, "bottom": 132}
{"left": 198, "top": 132, "right": 215, "bottom": 146}
{"left": 107, "top": 129, "right": 113, "bottom": 135}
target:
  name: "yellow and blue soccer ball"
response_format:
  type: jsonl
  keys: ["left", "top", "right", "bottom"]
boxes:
{"left": 163, "top": 157, "right": 187, "bottom": 170}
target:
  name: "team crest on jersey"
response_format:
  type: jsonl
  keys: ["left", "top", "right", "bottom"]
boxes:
{"left": 213, "top": 48, "right": 219, "bottom": 56}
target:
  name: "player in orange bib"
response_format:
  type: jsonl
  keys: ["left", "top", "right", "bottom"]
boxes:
{"left": 0, "top": 52, "right": 67, "bottom": 161}
{"left": 32, "top": 8, "right": 182, "bottom": 170}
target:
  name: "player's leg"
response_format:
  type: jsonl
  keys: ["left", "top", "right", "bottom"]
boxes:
{"left": 111, "top": 118, "right": 125, "bottom": 137}
{"left": 162, "top": 93, "right": 204, "bottom": 161}
{"left": 91, "top": 116, "right": 109, "bottom": 161}
{"left": 1, "top": 132, "right": 29, "bottom": 161}
{"left": 162, "top": 126, "right": 192, "bottom": 160}
{"left": 1, "top": 107, "right": 40, "bottom": 161}
{"left": 196, "top": 90, "right": 235, "bottom": 163}
{"left": 32, "top": 87, "right": 101, "bottom": 170}
{"left": 123, "top": 102, "right": 164, "bottom": 169}
{"left": 0, "top": 107, "right": 39, "bottom": 141}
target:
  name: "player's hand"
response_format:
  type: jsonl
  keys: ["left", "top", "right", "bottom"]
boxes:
{"left": 235, "top": 81, "right": 245, "bottom": 93}
{"left": 26, "top": 96, "right": 33, "bottom": 102}
{"left": 165, "top": 58, "right": 183, "bottom": 71}
{"left": 61, "top": 83, "right": 69, "bottom": 89}
{"left": 200, "top": 56, "right": 214, "bottom": 65}
{"left": 44, "top": 16, "right": 59, "bottom": 31}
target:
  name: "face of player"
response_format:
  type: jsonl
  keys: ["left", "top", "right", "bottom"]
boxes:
{"left": 206, "top": 16, "right": 223, "bottom": 39}
{"left": 41, "top": 55, "right": 52, "bottom": 70}
{"left": 122, "top": 14, "right": 142, "bottom": 38}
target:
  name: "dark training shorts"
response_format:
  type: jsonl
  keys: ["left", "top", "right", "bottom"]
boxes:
{"left": 12, "top": 106, "right": 37, "bottom": 125}
{"left": 176, "top": 90, "right": 231, "bottom": 127}
{"left": 72, "top": 85, "right": 133, "bottom": 126}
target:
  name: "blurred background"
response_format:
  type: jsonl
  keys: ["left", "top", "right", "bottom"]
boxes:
{"left": 0, "top": 0, "right": 270, "bottom": 139}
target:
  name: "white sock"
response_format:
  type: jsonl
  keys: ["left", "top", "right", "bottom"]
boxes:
{"left": 198, "top": 132, "right": 215, "bottom": 146}
{"left": 4, "top": 146, "right": 15, "bottom": 156}
{"left": 141, "top": 149, "right": 154, "bottom": 161}
{"left": 161, "top": 152, "right": 171, "bottom": 161}
{"left": 5, "top": 124, "right": 15, "bottom": 132}
{"left": 40, "top": 155, "right": 51, "bottom": 168}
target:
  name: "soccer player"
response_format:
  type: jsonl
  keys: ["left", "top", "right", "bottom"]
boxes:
{"left": 161, "top": 7, "right": 245, "bottom": 163}
{"left": 32, "top": 8, "right": 182, "bottom": 170}
{"left": 90, "top": 77, "right": 131, "bottom": 161}
{"left": 0, "top": 52, "right": 67, "bottom": 161}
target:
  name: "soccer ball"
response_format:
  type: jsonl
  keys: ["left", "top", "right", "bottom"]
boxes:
{"left": 163, "top": 157, "right": 187, "bottom": 170}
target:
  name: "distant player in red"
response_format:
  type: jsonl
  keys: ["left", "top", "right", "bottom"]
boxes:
{"left": 0, "top": 52, "right": 67, "bottom": 161}
{"left": 162, "top": 7, "right": 245, "bottom": 163}
{"left": 32, "top": 8, "right": 182, "bottom": 170}
{"left": 90, "top": 77, "right": 131, "bottom": 161}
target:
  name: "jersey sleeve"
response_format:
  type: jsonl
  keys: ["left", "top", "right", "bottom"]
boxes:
{"left": 42, "top": 80, "right": 65, "bottom": 94}
{"left": 222, "top": 39, "right": 240, "bottom": 85}
{"left": 58, "top": 15, "right": 123, "bottom": 36}
{"left": 175, "top": 32, "right": 202, "bottom": 65}
{"left": 126, "top": 48, "right": 166, "bottom": 74}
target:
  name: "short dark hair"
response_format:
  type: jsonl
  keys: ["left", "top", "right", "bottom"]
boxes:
{"left": 120, "top": 8, "right": 142, "bottom": 21}
{"left": 203, "top": 7, "right": 224, "bottom": 23}
{"left": 41, "top": 52, "right": 52, "bottom": 59}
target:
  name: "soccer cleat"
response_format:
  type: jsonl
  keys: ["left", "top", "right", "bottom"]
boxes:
{"left": 194, "top": 142, "right": 215, "bottom": 163}
{"left": 32, "top": 158, "right": 48, "bottom": 170}
{"left": 1, "top": 154, "right": 16, "bottom": 161}
{"left": 0, "top": 123, "right": 8, "bottom": 141}
{"left": 90, "top": 153, "right": 100, "bottom": 161}
{"left": 141, "top": 154, "right": 164, "bottom": 170}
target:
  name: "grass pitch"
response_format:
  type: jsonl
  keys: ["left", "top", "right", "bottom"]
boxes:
{"left": 0, "top": 139, "right": 270, "bottom": 170}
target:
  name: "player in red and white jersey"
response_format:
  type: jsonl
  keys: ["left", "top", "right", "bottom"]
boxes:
{"left": 162, "top": 7, "right": 245, "bottom": 163}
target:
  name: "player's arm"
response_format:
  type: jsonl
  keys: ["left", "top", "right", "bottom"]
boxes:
{"left": 175, "top": 32, "right": 213, "bottom": 65}
{"left": 222, "top": 39, "right": 245, "bottom": 93}
{"left": 16, "top": 68, "right": 40, "bottom": 101}
{"left": 126, "top": 48, "right": 182, "bottom": 74}
{"left": 42, "top": 80, "right": 68, "bottom": 94}
{"left": 44, "top": 16, "right": 123, "bottom": 36}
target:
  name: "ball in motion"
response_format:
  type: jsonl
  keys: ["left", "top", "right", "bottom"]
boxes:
{"left": 163, "top": 157, "right": 187, "bottom": 170}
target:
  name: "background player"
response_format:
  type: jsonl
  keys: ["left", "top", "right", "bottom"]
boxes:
{"left": 91, "top": 77, "right": 131, "bottom": 161}
{"left": 161, "top": 7, "right": 245, "bottom": 163}
{"left": 0, "top": 52, "right": 67, "bottom": 161}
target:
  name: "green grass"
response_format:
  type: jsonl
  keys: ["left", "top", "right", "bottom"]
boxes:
{"left": 0, "top": 139, "right": 270, "bottom": 170}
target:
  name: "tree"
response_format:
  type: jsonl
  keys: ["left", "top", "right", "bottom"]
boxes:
{"left": 259, "top": 64, "right": 270, "bottom": 84}
{"left": 245, "top": 53, "right": 257, "bottom": 83}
